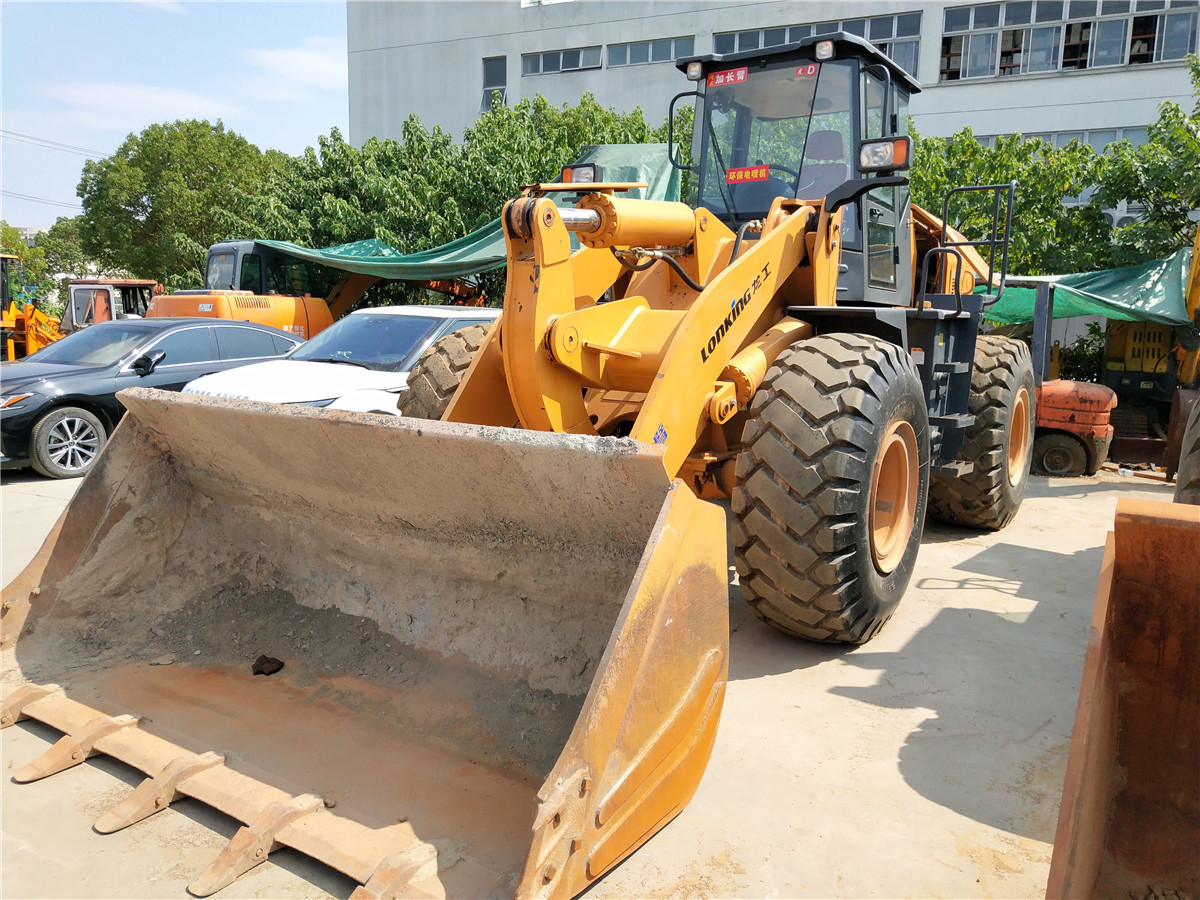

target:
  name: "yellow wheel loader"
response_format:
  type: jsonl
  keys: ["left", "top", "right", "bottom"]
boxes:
{"left": 2, "top": 34, "right": 1031, "bottom": 899}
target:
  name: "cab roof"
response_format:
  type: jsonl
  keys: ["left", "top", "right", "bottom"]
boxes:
{"left": 677, "top": 31, "right": 921, "bottom": 95}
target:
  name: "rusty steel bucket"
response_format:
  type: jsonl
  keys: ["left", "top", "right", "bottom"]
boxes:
{"left": 1046, "top": 498, "right": 1200, "bottom": 899}
{"left": 1, "top": 388, "right": 729, "bottom": 899}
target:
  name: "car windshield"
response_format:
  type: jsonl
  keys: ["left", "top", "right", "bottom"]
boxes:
{"left": 290, "top": 313, "right": 440, "bottom": 372}
{"left": 698, "top": 58, "right": 855, "bottom": 219}
{"left": 22, "top": 324, "right": 150, "bottom": 367}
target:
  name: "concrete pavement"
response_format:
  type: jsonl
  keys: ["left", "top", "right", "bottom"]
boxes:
{"left": 1, "top": 466, "right": 1178, "bottom": 898}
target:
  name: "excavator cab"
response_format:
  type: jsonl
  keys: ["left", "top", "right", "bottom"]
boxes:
{"left": 676, "top": 32, "right": 918, "bottom": 304}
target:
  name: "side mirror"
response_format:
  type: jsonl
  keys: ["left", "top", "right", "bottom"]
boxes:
{"left": 130, "top": 349, "right": 167, "bottom": 376}
{"left": 667, "top": 90, "right": 702, "bottom": 172}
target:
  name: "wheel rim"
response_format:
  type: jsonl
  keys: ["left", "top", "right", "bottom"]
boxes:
{"left": 1041, "top": 445, "right": 1073, "bottom": 477}
{"left": 870, "top": 419, "right": 919, "bottom": 574}
{"left": 46, "top": 415, "right": 101, "bottom": 472}
{"left": 1008, "top": 387, "right": 1031, "bottom": 485}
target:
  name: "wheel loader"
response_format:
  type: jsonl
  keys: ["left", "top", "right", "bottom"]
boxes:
{"left": 2, "top": 34, "right": 1033, "bottom": 899}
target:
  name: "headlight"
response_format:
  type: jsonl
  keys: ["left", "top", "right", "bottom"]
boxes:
{"left": 858, "top": 137, "right": 913, "bottom": 172}
{"left": 0, "top": 393, "right": 35, "bottom": 409}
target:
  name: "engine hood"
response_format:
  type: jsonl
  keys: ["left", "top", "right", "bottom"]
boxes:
{"left": 0, "top": 361, "right": 91, "bottom": 392}
{"left": 183, "top": 359, "right": 407, "bottom": 404}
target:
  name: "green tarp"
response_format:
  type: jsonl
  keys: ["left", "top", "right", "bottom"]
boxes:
{"left": 256, "top": 143, "right": 681, "bottom": 282}
{"left": 985, "top": 245, "right": 1196, "bottom": 332}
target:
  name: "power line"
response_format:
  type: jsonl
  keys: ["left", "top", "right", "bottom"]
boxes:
{"left": 1, "top": 190, "right": 83, "bottom": 210}
{"left": 0, "top": 130, "right": 106, "bottom": 158}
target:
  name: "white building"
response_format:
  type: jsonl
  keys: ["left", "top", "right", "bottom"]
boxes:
{"left": 349, "top": 0, "right": 1196, "bottom": 154}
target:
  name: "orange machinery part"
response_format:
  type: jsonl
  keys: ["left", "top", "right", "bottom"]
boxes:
{"left": 1036, "top": 379, "right": 1118, "bottom": 443}
{"left": 1046, "top": 498, "right": 1200, "bottom": 899}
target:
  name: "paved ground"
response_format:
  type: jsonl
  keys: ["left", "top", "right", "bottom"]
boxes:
{"left": 0, "top": 463, "right": 1178, "bottom": 899}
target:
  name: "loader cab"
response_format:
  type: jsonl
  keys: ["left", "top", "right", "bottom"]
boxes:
{"left": 677, "top": 33, "right": 918, "bottom": 305}
{"left": 1, "top": 254, "right": 12, "bottom": 307}
{"left": 61, "top": 279, "right": 157, "bottom": 333}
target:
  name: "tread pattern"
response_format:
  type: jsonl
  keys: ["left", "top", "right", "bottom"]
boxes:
{"left": 928, "top": 335, "right": 1034, "bottom": 530}
{"left": 398, "top": 324, "right": 491, "bottom": 420}
{"left": 732, "top": 333, "right": 928, "bottom": 643}
{"left": 1174, "top": 400, "right": 1200, "bottom": 505}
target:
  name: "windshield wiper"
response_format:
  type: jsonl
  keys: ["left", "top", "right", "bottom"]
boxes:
{"left": 302, "top": 357, "right": 372, "bottom": 369}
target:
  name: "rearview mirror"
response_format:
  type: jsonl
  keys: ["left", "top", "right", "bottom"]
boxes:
{"left": 131, "top": 349, "right": 167, "bottom": 376}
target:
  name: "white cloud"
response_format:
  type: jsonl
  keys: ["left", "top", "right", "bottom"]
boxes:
{"left": 133, "top": 0, "right": 189, "bottom": 14}
{"left": 241, "top": 35, "right": 348, "bottom": 99}
{"left": 36, "top": 82, "right": 246, "bottom": 134}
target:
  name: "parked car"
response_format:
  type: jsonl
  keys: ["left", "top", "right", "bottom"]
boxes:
{"left": 183, "top": 305, "right": 499, "bottom": 412}
{"left": 1, "top": 318, "right": 301, "bottom": 478}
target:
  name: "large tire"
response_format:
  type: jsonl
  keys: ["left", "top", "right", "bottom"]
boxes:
{"left": 1031, "top": 432, "right": 1088, "bottom": 477}
{"left": 928, "top": 335, "right": 1034, "bottom": 529}
{"left": 732, "top": 333, "right": 930, "bottom": 644}
{"left": 1174, "top": 400, "right": 1200, "bottom": 505}
{"left": 29, "top": 406, "right": 107, "bottom": 479}
{"left": 399, "top": 323, "right": 490, "bottom": 420}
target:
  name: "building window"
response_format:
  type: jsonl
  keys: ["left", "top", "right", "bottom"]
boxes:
{"left": 521, "top": 45, "right": 601, "bottom": 76}
{"left": 713, "top": 12, "right": 922, "bottom": 75}
{"left": 939, "top": 0, "right": 1198, "bottom": 79}
{"left": 481, "top": 56, "right": 506, "bottom": 112}
{"left": 607, "top": 36, "right": 694, "bottom": 67}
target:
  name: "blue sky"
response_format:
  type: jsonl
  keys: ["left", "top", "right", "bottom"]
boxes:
{"left": 2, "top": 0, "right": 349, "bottom": 230}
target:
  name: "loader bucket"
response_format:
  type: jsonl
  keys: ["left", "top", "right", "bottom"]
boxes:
{"left": 1046, "top": 498, "right": 1200, "bottom": 900}
{"left": 1, "top": 388, "right": 729, "bottom": 899}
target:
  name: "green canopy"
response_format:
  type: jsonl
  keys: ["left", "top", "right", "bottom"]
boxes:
{"left": 255, "top": 143, "right": 681, "bottom": 282}
{"left": 985, "top": 245, "right": 1195, "bottom": 333}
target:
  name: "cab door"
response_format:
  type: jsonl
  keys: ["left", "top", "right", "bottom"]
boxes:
{"left": 860, "top": 69, "right": 913, "bottom": 306}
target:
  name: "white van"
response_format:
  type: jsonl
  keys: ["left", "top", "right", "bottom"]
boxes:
{"left": 183, "top": 305, "right": 498, "bottom": 413}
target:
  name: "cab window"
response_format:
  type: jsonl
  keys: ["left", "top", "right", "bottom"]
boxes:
{"left": 205, "top": 251, "right": 237, "bottom": 290}
{"left": 240, "top": 254, "right": 263, "bottom": 294}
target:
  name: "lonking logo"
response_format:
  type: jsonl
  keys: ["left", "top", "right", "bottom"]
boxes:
{"left": 700, "top": 262, "right": 771, "bottom": 363}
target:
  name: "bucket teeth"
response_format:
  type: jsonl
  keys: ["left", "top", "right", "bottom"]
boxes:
{"left": 187, "top": 792, "right": 326, "bottom": 897}
{"left": 12, "top": 713, "right": 140, "bottom": 782}
{"left": 349, "top": 842, "right": 440, "bottom": 899}
{"left": 94, "top": 751, "right": 226, "bottom": 834}
{"left": 0, "top": 682, "right": 64, "bottom": 728}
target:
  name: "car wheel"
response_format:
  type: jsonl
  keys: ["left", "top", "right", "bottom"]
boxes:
{"left": 29, "top": 407, "right": 107, "bottom": 479}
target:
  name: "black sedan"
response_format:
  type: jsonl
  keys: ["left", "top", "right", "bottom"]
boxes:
{"left": 1, "top": 318, "right": 301, "bottom": 478}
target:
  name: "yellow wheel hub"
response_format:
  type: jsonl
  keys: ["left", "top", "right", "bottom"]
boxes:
{"left": 1008, "top": 386, "right": 1031, "bottom": 485}
{"left": 870, "top": 419, "right": 919, "bottom": 574}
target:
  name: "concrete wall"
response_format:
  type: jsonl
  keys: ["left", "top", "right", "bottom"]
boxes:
{"left": 348, "top": 0, "right": 1195, "bottom": 143}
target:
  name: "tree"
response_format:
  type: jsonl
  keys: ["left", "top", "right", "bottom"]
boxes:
{"left": 77, "top": 120, "right": 281, "bottom": 289}
{"left": 33, "top": 216, "right": 121, "bottom": 313}
{"left": 1095, "top": 54, "right": 1200, "bottom": 264}
{"left": 235, "top": 94, "right": 681, "bottom": 304}
{"left": 1, "top": 221, "right": 55, "bottom": 306}
{"left": 909, "top": 128, "right": 1112, "bottom": 276}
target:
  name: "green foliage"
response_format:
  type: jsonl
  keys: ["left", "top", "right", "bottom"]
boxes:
{"left": 1094, "top": 54, "right": 1200, "bottom": 264}
{"left": 909, "top": 127, "right": 1112, "bottom": 276}
{"left": 32, "top": 216, "right": 116, "bottom": 314}
{"left": 1, "top": 221, "right": 55, "bottom": 306}
{"left": 1057, "top": 320, "right": 1107, "bottom": 383}
{"left": 233, "top": 94, "right": 680, "bottom": 305}
{"left": 77, "top": 120, "right": 279, "bottom": 287}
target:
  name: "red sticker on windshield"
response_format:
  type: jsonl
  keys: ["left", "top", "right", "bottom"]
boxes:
{"left": 795, "top": 63, "right": 820, "bottom": 77}
{"left": 707, "top": 67, "right": 748, "bottom": 87}
{"left": 726, "top": 165, "right": 769, "bottom": 185}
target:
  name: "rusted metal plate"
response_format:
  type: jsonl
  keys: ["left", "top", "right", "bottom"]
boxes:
{"left": 1046, "top": 499, "right": 1200, "bottom": 899}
